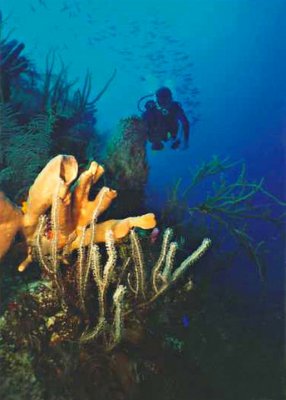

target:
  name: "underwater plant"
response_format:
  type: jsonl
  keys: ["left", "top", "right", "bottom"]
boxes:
{"left": 0, "top": 17, "right": 115, "bottom": 202}
{"left": 0, "top": 154, "right": 211, "bottom": 399}
{"left": 160, "top": 156, "right": 285, "bottom": 278}
{"left": 0, "top": 104, "right": 56, "bottom": 200}
{"left": 41, "top": 53, "right": 116, "bottom": 164}
{"left": 0, "top": 17, "right": 31, "bottom": 103}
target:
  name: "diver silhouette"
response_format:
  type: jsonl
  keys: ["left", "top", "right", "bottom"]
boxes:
{"left": 140, "top": 87, "right": 190, "bottom": 151}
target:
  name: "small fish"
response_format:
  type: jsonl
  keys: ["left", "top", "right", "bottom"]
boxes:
{"left": 150, "top": 227, "right": 160, "bottom": 244}
{"left": 61, "top": 3, "right": 69, "bottom": 12}
{"left": 191, "top": 88, "right": 200, "bottom": 96}
{"left": 29, "top": 4, "right": 36, "bottom": 12}
{"left": 38, "top": 0, "right": 48, "bottom": 8}
{"left": 86, "top": 13, "right": 95, "bottom": 24}
{"left": 181, "top": 315, "right": 190, "bottom": 328}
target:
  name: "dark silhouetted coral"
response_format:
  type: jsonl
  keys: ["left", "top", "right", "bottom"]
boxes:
{"left": 104, "top": 116, "right": 149, "bottom": 217}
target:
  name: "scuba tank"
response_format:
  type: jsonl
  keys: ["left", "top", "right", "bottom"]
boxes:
{"left": 137, "top": 93, "right": 170, "bottom": 116}
{"left": 137, "top": 93, "right": 155, "bottom": 113}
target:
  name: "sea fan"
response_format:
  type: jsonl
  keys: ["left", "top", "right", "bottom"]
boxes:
{"left": 0, "top": 103, "right": 22, "bottom": 166}
{"left": 1, "top": 110, "right": 56, "bottom": 199}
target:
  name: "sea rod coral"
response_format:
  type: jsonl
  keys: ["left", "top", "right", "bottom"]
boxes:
{"left": 76, "top": 227, "right": 211, "bottom": 349}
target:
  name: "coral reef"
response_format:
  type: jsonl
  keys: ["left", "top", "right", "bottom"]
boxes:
{"left": 0, "top": 152, "right": 211, "bottom": 399}
{"left": 104, "top": 116, "right": 149, "bottom": 216}
{"left": 0, "top": 227, "right": 211, "bottom": 399}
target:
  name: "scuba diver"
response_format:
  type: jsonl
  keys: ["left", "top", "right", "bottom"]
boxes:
{"left": 139, "top": 87, "right": 190, "bottom": 151}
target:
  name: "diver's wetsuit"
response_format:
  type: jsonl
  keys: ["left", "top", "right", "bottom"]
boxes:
{"left": 143, "top": 106, "right": 165, "bottom": 147}
{"left": 143, "top": 101, "right": 190, "bottom": 150}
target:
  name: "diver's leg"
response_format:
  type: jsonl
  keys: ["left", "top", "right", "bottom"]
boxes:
{"left": 169, "top": 126, "right": 181, "bottom": 149}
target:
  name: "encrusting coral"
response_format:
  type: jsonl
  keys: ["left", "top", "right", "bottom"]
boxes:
{"left": 0, "top": 154, "right": 156, "bottom": 272}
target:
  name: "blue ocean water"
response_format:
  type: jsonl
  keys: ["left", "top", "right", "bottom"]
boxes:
{"left": 0, "top": 1, "right": 285, "bottom": 397}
